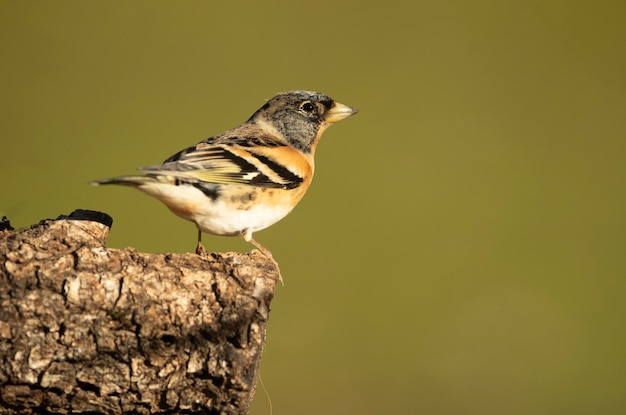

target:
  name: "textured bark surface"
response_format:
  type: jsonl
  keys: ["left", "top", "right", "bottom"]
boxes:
{"left": 0, "top": 211, "right": 279, "bottom": 414}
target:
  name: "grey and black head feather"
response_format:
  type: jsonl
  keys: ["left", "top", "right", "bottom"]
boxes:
{"left": 248, "top": 90, "right": 335, "bottom": 153}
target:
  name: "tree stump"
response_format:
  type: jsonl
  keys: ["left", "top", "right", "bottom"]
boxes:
{"left": 0, "top": 210, "right": 279, "bottom": 414}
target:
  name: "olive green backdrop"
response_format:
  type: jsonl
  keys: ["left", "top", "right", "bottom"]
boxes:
{"left": 2, "top": 1, "right": 625, "bottom": 414}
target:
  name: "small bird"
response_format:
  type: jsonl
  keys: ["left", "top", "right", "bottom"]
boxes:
{"left": 92, "top": 90, "right": 357, "bottom": 260}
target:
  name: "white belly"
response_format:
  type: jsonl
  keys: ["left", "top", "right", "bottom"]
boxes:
{"left": 138, "top": 182, "right": 294, "bottom": 236}
{"left": 192, "top": 199, "right": 293, "bottom": 236}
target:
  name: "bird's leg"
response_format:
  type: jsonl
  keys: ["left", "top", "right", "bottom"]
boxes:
{"left": 195, "top": 229, "right": 209, "bottom": 257}
{"left": 242, "top": 231, "right": 283, "bottom": 285}
{"left": 248, "top": 237, "right": 274, "bottom": 260}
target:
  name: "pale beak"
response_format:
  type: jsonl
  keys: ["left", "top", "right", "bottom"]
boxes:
{"left": 324, "top": 102, "right": 358, "bottom": 123}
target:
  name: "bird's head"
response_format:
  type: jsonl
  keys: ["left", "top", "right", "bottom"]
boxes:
{"left": 249, "top": 90, "right": 358, "bottom": 153}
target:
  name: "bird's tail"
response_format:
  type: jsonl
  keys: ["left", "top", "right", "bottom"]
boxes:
{"left": 90, "top": 175, "right": 159, "bottom": 187}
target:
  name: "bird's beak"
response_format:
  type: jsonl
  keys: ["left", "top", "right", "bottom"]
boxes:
{"left": 324, "top": 102, "right": 358, "bottom": 123}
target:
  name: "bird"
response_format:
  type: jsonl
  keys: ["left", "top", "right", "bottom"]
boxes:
{"left": 92, "top": 90, "right": 358, "bottom": 261}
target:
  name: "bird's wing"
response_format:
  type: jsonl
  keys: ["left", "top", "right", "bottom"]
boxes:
{"left": 139, "top": 136, "right": 308, "bottom": 190}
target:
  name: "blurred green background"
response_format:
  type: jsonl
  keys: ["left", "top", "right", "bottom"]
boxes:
{"left": 2, "top": 1, "right": 625, "bottom": 414}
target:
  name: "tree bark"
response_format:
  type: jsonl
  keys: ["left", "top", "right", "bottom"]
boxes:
{"left": 0, "top": 210, "right": 279, "bottom": 414}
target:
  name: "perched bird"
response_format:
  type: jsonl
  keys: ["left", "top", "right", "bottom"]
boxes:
{"left": 92, "top": 90, "right": 358, "bottom": 260}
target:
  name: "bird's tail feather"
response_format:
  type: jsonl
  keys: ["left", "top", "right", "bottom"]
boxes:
{"left": 90, "top": 175, "right": 158, "bottom": 187}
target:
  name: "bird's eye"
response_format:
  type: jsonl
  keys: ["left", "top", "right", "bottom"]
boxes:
{"left": 300, "top": 101, "right": 316, "bottom": 114}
